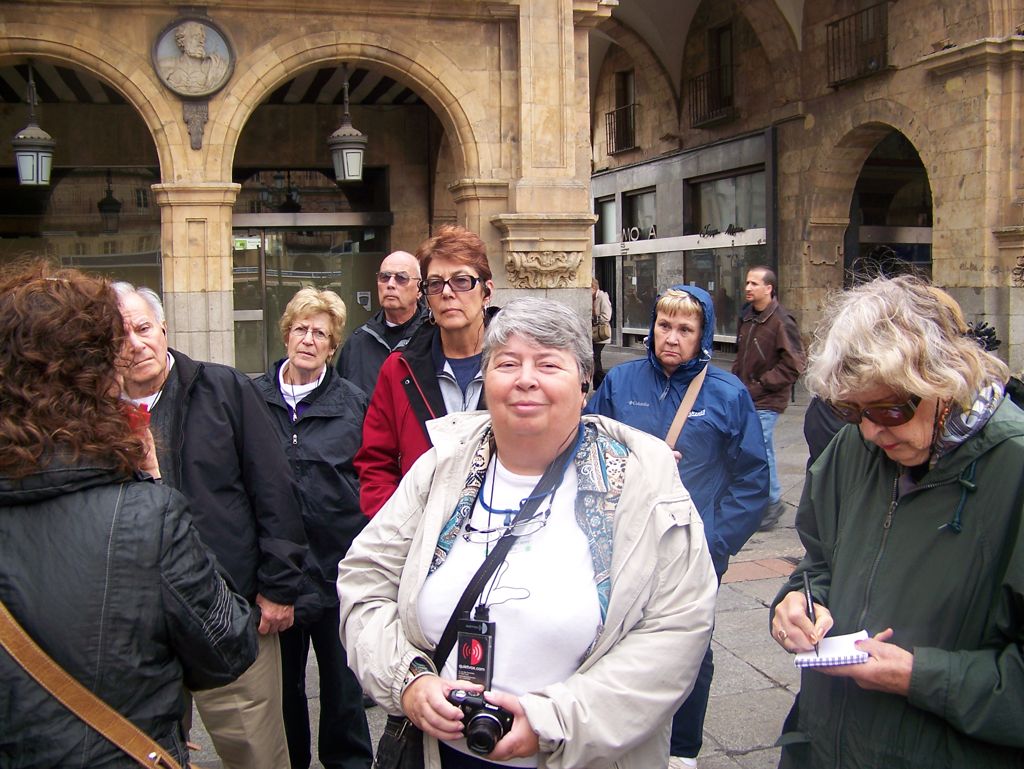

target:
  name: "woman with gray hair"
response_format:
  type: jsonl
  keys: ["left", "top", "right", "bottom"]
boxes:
{"left": 338, "top": 297, "right": 717, "bottom": 769}
{"left": 769, "top": 276, "right": 1024, "bottom": 768}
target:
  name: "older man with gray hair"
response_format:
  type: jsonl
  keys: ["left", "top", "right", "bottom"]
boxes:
{"left": 114, "top": 281, "right": 307, "bottom": 769}
{"left": 336, "top": 250, "right": 426, "bottom": 396}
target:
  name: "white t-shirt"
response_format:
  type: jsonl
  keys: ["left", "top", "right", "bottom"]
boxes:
{"left": 417, "top": 457, "right": 602, "bottom": 765}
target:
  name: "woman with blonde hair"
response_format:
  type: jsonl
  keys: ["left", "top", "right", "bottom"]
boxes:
{"left": 257, "top": 286, "right": 373, "bottom": 769}
{"left": 770, "top": 275, "right": 1024, "bottom": 768}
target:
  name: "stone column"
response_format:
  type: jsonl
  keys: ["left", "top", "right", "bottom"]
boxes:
{"left": 152, "top": 182, "right": 240, "bottom": 365}
{"left": 487, "top": 0, "right": 610, "bottom": 316}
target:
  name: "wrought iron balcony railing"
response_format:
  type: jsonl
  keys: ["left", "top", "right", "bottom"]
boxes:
{"left": 688, "top": 66, "right": 735, "bottom": 128}
{"left": 827, "top": 1, "right": 892, "bottom": 87}
{"left": 605, "top": 103, "right": 636, "bottom": 154}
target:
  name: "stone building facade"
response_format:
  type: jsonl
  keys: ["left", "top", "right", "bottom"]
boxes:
{"left": 589, "top": 0, "right": 1024, "bottom": 370}
{"left": 0, "top": 0, "right": 610, "bottom": 370}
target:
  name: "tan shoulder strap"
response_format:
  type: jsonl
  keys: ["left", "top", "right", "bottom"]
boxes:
{"left": 0, "top": 599, "right": 183, "bottom": 769}
{"left": 665, "top": 365, "right": 708, "bottom": 449}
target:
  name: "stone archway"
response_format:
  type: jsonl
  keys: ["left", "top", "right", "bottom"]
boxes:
{"left": 0, "top": 22, "right": 185, "bottom": 179}
{"left": 795, "top": 101, "right": 935, "bottom": 307}
{"left": 592, "top": 17, "right": 679, "bottom": 156}
{"left": 215, "top": 30, "right": 495, "bottom": 187}
{"left": 738, "top": 0, "right": 802, "bottom": 105}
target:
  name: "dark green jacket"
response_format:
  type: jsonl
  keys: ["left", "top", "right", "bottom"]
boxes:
{"left": 772, "top": 397, "right": 1024, "bottom": 769}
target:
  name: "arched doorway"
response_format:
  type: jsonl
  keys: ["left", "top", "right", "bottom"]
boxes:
{"left": 844, "top": 131, "right": 932, "bottom": 282}
{"left": 230, "top": 63, "right": 442, "bottom": 373}
{"left": 0, "top": 60, "right": 161, "bottom": 287}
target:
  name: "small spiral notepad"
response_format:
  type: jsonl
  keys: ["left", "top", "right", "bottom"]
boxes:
{"left": 794, "top": 629, "right": 870, "bottom": 668}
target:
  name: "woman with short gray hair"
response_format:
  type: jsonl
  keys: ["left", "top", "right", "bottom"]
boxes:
{"left": 770, "top": 276, "right": 1024, "bottom": 768}
{"left": 339, "top": 297, "right": 716, "bottom": 769}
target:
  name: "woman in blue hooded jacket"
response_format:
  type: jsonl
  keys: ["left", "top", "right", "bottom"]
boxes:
{"left": 585, "top": 284, "right": 768, "bottom": 766}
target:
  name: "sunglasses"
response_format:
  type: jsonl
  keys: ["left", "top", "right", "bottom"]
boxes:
{"left": 420, "top": 275, "right": 480, "bottom": 295}
{"left": 827, "top": 395, "right": 922, "bottom": 427}
{"left": 376, "top": 271, "right": 414, "bottom": 286}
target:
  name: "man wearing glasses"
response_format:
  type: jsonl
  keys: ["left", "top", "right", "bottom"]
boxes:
{"left": 336, "top": 250, "right": 426, "bottom": 397}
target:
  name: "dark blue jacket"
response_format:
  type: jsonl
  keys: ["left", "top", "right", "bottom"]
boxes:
{"left": 257, "top": 362, "right": 368, "bottom": 622}
{"left": 336, "top": 305, "right": 427, "bottom": 398}
{"left": 585, "top": 284, "right": 768, "bottom": 575}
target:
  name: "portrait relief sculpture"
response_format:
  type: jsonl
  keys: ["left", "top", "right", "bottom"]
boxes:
{"left": 153, "top": 19, "right": 233, "bottom": 98}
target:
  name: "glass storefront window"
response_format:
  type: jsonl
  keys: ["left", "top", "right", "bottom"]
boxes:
{"left": 688, "top": 170, "right": 765, "bottom": 234}
{"left": 623, "top": 188, "right": 656, "bottom": 240}
{"left": 621, "top": 253, "right": 657, "bottom": 330}
{"left": 684, "top": 244, "right": 766, "bottom": 336}
{"left": 594, "top": 197, "right": 617, "bottom": 244}
{"left": 0, "top": 167, "right": 162, "bottom": 290}
{"left": 232, "top": 226, "right": 387, "bottom": 373}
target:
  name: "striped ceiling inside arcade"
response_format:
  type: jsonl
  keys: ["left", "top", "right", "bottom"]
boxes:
{"left": 0, "top": 62, "right": 424, "bottom": 106}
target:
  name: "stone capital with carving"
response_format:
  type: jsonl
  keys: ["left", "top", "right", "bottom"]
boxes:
{"left": 491, "top": 212, "right": 597, "bottom": 289}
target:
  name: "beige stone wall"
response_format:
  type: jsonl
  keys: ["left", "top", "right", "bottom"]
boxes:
{"left": 2, "top": 0, "right": 609, "bottom": 362}
{"left": 590, "top": 0, "right": 1024, "bottom": 368}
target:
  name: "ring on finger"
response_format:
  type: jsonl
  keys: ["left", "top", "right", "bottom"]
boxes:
{"left": 777, "top": 629, "right": 787, "bottom": 641}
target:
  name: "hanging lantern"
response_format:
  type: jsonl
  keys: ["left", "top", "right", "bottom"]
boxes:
{"left": 12, "top": 62, "right": 55, "bottom": 186}
{"left": 327, "top": 63, "right": 367, "bottom": 183}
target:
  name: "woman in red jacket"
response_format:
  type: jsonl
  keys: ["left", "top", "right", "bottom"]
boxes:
{"left": 355, "top": 225, "right": 497, "bottom": 517}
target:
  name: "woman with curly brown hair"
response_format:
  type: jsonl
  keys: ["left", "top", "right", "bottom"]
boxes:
{"left": 0, "top": 263, "right": 258, "bottom": 768}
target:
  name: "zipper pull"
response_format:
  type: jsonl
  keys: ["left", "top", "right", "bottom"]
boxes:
{"left": 292, "top": 434, "right": 298, "bottom": 445}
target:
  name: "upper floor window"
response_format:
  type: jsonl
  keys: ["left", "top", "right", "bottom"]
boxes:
{"left": 135, "top": 188, "right": 150, "bottom": 210}
{"left": 689, "top": 23, "right": 735, "bottom": 127}
{"left": 605, "top": 69, "right": 636, "bottom": 154}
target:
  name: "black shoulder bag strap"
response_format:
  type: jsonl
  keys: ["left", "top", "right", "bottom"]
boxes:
{"left": 431, "top": 429, "right": 580, "bottom": 667}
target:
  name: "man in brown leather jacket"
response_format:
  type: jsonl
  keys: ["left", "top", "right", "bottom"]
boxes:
{"left": 732, "top": 266, "right": 805, "bottom": 530}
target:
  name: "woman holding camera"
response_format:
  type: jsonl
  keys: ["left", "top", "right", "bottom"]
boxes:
{"left": 338, "top": 297, "right": 717, "bottom": 769}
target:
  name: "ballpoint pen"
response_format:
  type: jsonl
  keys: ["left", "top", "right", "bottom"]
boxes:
{"left": 803, "top": 571, "right": 819, "bottom": 657}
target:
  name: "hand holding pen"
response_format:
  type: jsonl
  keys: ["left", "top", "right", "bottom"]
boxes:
{"left": 771, "top": 573, "right": 834, "bottom": 652}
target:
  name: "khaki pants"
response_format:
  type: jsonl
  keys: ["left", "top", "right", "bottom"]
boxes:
{"left": 191, "top": 632, "right": 291, "bottom": 769}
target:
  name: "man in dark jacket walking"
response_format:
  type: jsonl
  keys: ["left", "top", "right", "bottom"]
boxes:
{"left": 115, "top": 282, "right": 307, "bottom": 769}
{"left": 732, "top": 266, "right": 805, "bottom": 530}
{"left": 336, "top": 250, "right": 426, "bottom": 396}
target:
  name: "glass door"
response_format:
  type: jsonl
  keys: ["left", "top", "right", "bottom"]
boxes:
{"left": 232, "top": 225, "right": 387, "bottom": 374}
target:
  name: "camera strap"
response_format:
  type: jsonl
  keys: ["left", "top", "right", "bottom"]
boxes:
{"left": 433, "top": 427, "right": 580, "bottom": 668}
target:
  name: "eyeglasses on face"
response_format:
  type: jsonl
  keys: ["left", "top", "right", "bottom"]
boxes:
{"left": 289, "top": 325, "right": 330, "bottom": 344}
{"left": 420, "top": 274, "right": 480, "bottom": 295}
{"left": 376, "top": 271, "right": 414, "bottom": 286}
{"left": 827, "top": 395, "right": 922, "bottom": 426}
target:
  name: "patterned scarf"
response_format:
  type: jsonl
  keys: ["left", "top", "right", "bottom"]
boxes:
{"left": 428, "top": 423, "right": 629, "bottom": 624}
{"left": 930, "top": 380, "right": 1005, "bottom": 468}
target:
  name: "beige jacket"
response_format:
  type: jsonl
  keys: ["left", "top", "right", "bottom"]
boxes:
{"left": 337, "top": 412, "right": 717, "bottom": 769}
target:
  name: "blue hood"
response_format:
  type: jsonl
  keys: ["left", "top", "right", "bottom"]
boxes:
{"left": 646, "top": 283, "right": 715, "bottom": 383}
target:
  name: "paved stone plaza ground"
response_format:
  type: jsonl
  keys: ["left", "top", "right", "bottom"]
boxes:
{"left": 191, "top": 346, "right": 812, "bottom": 768}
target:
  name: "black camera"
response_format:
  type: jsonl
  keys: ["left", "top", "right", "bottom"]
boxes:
{"left": 446, "top": 688, "right": 515, "bottom": 755}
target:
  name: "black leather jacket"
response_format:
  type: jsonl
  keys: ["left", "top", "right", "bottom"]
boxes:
{"left": 0, "top": 460, "right": 258, "bottom": 767}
